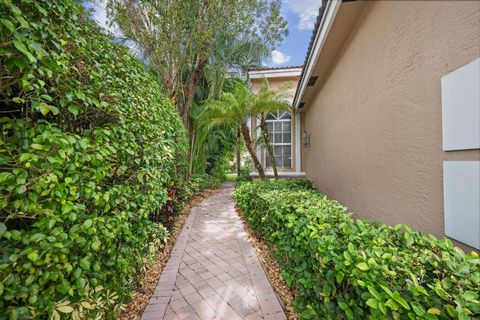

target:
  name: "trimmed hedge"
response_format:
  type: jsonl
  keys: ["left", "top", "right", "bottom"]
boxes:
{"left": 234, "top": 181, "right": 480, "bottom": 320}
{"left": 0, "top": 0, "right": 186, "bottom": 319}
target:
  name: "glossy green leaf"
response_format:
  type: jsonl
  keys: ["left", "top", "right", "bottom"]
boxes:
{"left": 366, "top": 299, "right": 378, "bottom": 309}
{"left": 357, "top": 262, "right": 369, "bottom": 271}
{"left": 0, "top": 18, "right": 15, "bottom": 31}
{"left": 0, "top": 223, "right": 6, "bottom": 236}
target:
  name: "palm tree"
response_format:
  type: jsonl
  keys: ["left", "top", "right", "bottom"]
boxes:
{"left": 203, "top": 78, "right": 291, "bottom": 180}
{"left": 251, "top": 78, "right": 292, "bottom": 179}
{"left": 189, "top": 102, "right": 236, "bottom": 176}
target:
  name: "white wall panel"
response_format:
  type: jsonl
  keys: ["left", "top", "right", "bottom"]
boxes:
{"left": 441, "top": 58, "right": 480, "bottom": 151}
{"left": 443, "top": 161, "right": 480, "bottom": 249}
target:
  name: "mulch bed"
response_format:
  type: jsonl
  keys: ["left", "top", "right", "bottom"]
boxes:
{"left": 235, "top": 207, "right": 300, "bottom": 320}
{"left": 119, "top": 188, "right": 222, "bottom": 320}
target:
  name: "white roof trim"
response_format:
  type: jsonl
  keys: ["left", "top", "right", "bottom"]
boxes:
{"left": 250, "top": 171, "right": 306, "bottom": 177}
{"left": 248, "top": 68, "right": 302, "bottom": 79}
{"left": 293, "top": 0, "right": 342, "bottom": 109}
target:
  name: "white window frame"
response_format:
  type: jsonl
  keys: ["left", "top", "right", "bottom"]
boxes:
{"left": 265, "top": 110, "right": 293, "bottom": 169}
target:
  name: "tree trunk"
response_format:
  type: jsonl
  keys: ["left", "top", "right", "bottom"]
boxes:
{"left": 189, "top": 128, "right": 197, "bottom": 177}
{"left": 182, "top": 56, "right": 208, "bottom": 130}
{"left": 260, "top": 116, "right": 278, "bottom": 180}
{"left": 236, "top": 124, "right": 241, "bottom": 176}
{"left": 180, "top": 56, "right": 208, "bottom": 180}
{"left": 240, "top": 122, "right": 266, "bottom": 180}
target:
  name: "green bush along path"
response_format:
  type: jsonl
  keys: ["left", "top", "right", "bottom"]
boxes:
{"left": 234, "top": 180, "right": 480, "bottom": 320}
{"left": 0, "top": 0, "right": 187, "bottom": 319}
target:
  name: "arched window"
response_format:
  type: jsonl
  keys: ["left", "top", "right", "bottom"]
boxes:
{"left": 265, "top": 110, "right": 292, "bottom": 169}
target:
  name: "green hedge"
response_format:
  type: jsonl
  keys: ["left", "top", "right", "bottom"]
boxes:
{"left": 187, "top": 173, "right": 222, "bottom": 196}
{"left": 234, "top": 181, "right": 480, "bottom": 320}
{"left": 0, "top": 0, "right": 186, "bottom": 319}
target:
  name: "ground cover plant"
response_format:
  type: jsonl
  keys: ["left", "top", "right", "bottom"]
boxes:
{"left": 0, "top": 0, "right": 187, "bottom": 318}
{"left": 234, "top": 180, "right": 480, "bottom": 320}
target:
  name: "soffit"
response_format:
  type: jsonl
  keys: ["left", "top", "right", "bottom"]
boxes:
{"left": 298, "top": 1, "right": 367, "bottom": 112}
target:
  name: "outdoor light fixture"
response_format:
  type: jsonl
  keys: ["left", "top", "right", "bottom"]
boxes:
{"left": 302, "top": 130, "right": 310, "bottom": 148}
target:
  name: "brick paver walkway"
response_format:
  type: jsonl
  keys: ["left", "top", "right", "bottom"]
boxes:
{"left": 141, "top": 182, "right": 286, "bottom": 320}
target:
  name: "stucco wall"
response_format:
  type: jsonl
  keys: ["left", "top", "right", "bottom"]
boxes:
{"left": 302, "top": 1, "right": 480, "bottom": 251}
{"left": 250, "top": 77, "right": 298, "bottom": 97}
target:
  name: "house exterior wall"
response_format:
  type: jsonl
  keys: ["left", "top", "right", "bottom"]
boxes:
{"left": 250, "top": 75, "right": 300, "bottom": 172}
{"left": 301, "top": 1, "right": 480, "bottom": 251}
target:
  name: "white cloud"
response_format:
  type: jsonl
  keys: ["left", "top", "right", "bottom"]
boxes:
{"left": 286, "top": 0, "right": 322, "bottom": 30}
{"left": 271, "top": 50, "right": 291, "bottom": 65}
{"left": 88, "top": 0, "right": 116, "bottom": 34}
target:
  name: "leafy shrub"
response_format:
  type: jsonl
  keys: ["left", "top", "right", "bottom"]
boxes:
{"left": 209, "top": 162, "right": 227, "bottom": 187}
{"left": 237, "top": 158, "right": 253, "bottom": 183}
{"left": 234, "top": 181, "right": 480, "bottom": 320}
{"left": 237, "top": 166, "right": 252, "bottom": 183}
{"left": 182, "top": 173, "right": 218, "bottom": 201}
{"left": 0, "top": 0, "right": 186, "bottom": 318}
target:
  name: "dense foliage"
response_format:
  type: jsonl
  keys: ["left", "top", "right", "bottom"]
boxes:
{"left": 236, "top": 162, "right": 252, "bottom": 183}
{"left": 188, "top": 101, "right": 237, "bottom": 179}
{"left": 184, "top": 173, "right": 223, "bottom": 200}
{"left": 106, "top": 0, "right": 288, "bottom": 129}
{"left": 0, "top": 0, "right": 187, "bottom": 319}
{"left": 203, "top": 78, "right": 291, "bottom": 180}
{"left": 234, "top": 181, "right": 480, "bottom": 320}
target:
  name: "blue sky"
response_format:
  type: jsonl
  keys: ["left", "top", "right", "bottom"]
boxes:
{"left": 267, "top": 0, "right": 322, "bottom": 67}
{"left": 84, "top": 0, "right": 322, "bottom": 68}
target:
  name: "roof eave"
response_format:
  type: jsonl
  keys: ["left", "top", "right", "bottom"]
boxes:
{"left": 292, "top": 0, "right": 342, "bottom": 111}
{"left": 248, "top": 67, "right": 303, "bottom": 79}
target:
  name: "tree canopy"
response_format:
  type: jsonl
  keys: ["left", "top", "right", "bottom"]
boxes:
{"left": 106, "top": 0, "right": 288, "bottom": 129}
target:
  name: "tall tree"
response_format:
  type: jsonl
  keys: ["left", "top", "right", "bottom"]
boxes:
{"left": 106, "top": 0, "right": 287, "bottom": 132}
{"left": 202, "top": 80, "right": 264, "bottom": 179}
{"left": 203, "top": 79, "right": 290, "bottom": 180}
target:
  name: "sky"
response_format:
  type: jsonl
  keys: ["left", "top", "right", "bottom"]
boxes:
{"left": 83, "top": 0, "right": 322, "bottom": 68}
{"left": 269, "top": 0, "right": 322, "bottom": 67}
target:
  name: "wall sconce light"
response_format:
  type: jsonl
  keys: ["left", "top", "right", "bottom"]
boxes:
{"left": 302, "top": 130, "right": 310, "bottom": 148}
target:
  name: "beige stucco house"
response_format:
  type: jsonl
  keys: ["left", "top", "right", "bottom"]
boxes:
{"left": 247, "top": 66, "right": 305, "bottom": 178}
{"left": 292, "top": 0, "right": 480, "bottom": 252}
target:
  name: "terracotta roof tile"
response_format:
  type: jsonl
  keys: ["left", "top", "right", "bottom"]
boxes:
{"left": 293, "top": 1, "right": 328, "bottom": 105}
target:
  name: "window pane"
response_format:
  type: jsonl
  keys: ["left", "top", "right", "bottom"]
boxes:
{"left": 274, "top": 122, "right": 282, "bottom": 132}
{"left": 274, "top": 133, "right": 282, "bottom": 144}
{"left": 275, "top": 156, "right": 282, "bottom": 167}
{"left": 280, "top": 112, "right": 291, "bottom": 119}
{"left": 283, "top": 133, "right": 291, "bottom": 143}
{"left": 269, "top": 133, "right": 274, "bottom": 142}
{"left": 283, "top": 121, "right": 291, "bottom": 133}
{"left": 283, "top": 156, "right": 291, "bottom": 168}
{"left": 284, "top": 145, "right": 291, "bottom": 156}
{"left": 267, "top": 122, "right": 273, "bottom": 132}
{"left": 267, "top": 112, "right": 276, "bottom": 120}
{"left": 274, "top": 145, "right": 282, "bottom": 155}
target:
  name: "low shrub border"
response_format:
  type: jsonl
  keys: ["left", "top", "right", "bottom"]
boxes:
{"left": 233, "top": 180, "right": 480, "bottom": 320}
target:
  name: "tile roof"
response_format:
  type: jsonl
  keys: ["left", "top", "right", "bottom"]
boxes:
{"left": 303, "top": 2, "right": 328, "bottom": 68}
{"left": 293, "top": 1, "right": 328, "bottom": 106}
